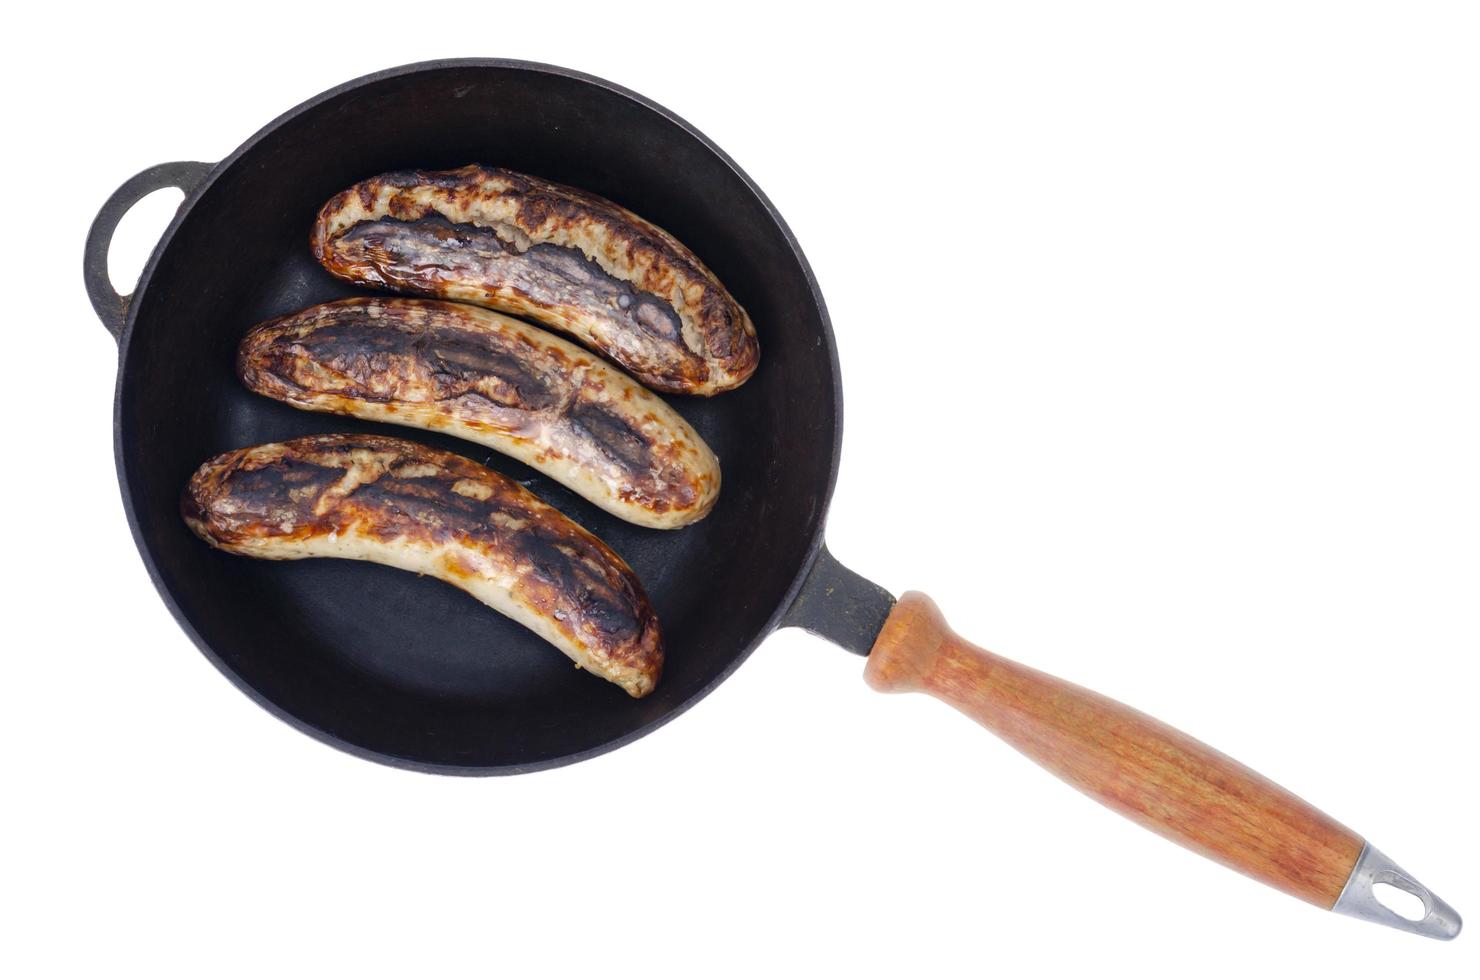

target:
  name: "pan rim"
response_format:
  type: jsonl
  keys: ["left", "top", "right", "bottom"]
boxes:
{"left": 108, "top": 57, "right": 845, "bottom": 774}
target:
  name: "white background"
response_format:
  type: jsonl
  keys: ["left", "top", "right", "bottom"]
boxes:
{"left": 5, "top": 2, "right": 1477, "bottom": 976}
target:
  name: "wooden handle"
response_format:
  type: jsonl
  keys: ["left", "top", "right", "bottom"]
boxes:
{"left": 865, "top": 592, "right": 1364, "bottom": 907}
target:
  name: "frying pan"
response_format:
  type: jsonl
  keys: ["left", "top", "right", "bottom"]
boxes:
{"left": 84, "top": 59, "right": 1458, "bottom": 939}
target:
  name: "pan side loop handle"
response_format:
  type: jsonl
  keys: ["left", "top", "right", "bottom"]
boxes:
{"left": 864, "top": 591, "right": 1461, "bottom": 939}
{"left": 84, "top": 161, "right": 213, "bottom": 342}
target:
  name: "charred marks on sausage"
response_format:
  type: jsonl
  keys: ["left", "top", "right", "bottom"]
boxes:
{"left": 335, "top": 214, "right": 686, "bottom": 345}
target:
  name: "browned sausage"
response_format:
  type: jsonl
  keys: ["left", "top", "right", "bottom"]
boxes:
{"left": 181, "top": 433, "right": 662, "bottom": 697}
{"left": 310, "top": 165, "right": 759, "bottom": 395}
{"left": 238, "top": 297, "right": 720, "bottom": 529}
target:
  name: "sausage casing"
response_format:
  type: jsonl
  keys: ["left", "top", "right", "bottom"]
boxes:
{"left": 181, "top": 433, "right": 662, "bottom": 697}
{"left": 310, "top": 165, "right": 759, "bottom": 395}
{"left": 238, "top": 298, "right": 720, "bottom": 530}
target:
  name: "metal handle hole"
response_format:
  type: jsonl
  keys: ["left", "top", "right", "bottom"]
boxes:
{"left": 106, "top": 186, "right": 184, "bottom": 295}
{"left": 1372, "top": 881, "right": 1428, "bottom": 922}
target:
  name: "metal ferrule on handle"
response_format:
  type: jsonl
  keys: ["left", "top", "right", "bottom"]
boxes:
{"left": 1333, "top": 843, "right": 1462, "bottom": 940}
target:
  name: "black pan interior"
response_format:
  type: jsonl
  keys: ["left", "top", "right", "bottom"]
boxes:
{"left": 116, "top": 63, "right": 840, "bottom": 772}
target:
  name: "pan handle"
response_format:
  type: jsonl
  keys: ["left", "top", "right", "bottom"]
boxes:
{"left": 865, "top": 591, "right": 1461, "bottom": 939}
{"left": 84, "top": 161, "right": 213, "bottom": 341}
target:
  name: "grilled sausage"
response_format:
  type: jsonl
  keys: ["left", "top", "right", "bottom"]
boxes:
{"left": 310, "top": 165, "right": 759, "bottom": 395}
{"left": 181, "top": 433, "right": 662, "bottom": 697}
{"left": 238, "top": 298, "right": 720, "bottom": 530}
